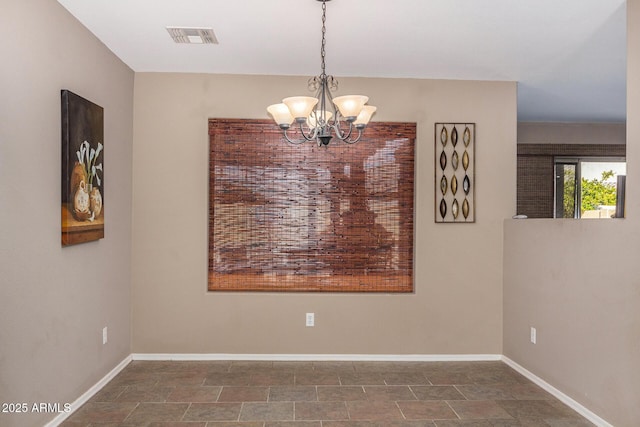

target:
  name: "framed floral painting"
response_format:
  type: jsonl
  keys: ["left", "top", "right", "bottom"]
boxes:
{"left": 61, "top": 90, "right": 104, "bottom": 246}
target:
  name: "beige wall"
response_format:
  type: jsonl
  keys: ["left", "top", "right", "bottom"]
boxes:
{"left": 503, "top": 2, "right": 640, "bottom": 426}
{"left": 0, "top": 1, "right": 134, "bottom": 426}
{"left": 518, "top": 122, "right": 626, "bottom": 144}
{"left": 131, "top": 74, "right": 517, "bottom": 355}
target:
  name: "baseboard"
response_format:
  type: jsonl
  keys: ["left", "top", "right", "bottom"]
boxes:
{"left": 44, "top": 354, "right": 132, "bottom": 427}
{"left": 501, "top": 356, "right": 612, "bottom": 427}
{"left": 131, "top": 353, "right": 502, "bottom": 362}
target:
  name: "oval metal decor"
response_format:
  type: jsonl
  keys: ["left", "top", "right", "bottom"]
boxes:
{"left": 440, "top": 175, "right": 448, "bottom": 196}
{"left": 439, "top": 150, "right": 447, "bottom": 170}
{"left": 439, "top": 199, "right": 447, "bottom": 219}
{"left": 451, "top": 175, "right": 458, "bottom": 195}
{"left": 440, "top": 126, "right": 448, "bottom": 146}
{"left": 452, "top": 199, "right": 459, "bottom": 219}
{"left": 463, "top": 175, "right": 471, "bottom": 195}
{"left": 452, "top": 151, "right": 459, "bottom": 170}
{"left": 463, "top": 126, "right": 471, "bottom": 146}
{"left": 462, "top": 150, "right": 470, "bottom": 171}
{"left": 451, "top": 126, "right": 458, "bottom": 147}
{"left": 462, "top": 198, "right": 470, "bottom": 219}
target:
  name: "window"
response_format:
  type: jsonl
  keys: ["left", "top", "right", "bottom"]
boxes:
{"left": 554, "top": 158, "right": 626, "bottom": 218}
{"left": 516, "top": 143, "right": 626, "bottom": 218}
{"left": 208, "top": 119, "right": 416, "bottom": 292}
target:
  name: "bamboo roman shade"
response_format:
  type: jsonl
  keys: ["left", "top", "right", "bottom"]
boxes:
{"left": 208, "top": 119, "right": 415, "bottom": 292}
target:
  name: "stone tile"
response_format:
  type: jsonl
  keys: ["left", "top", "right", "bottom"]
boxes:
{"left": 447, "top": 400, "right": 513, "bottom": 420}
{"left": 354, "top": 362, "right": 431, "bottom": 374}
{"left": 144, "top": 361, "right": 215, "bottom": 374}
{"left": 109, "top": 370, "right": 160, "bottom": 388}
{"left": 250, "top": 371, "right": 295, "bottom": 386}
{"left": 324, "top": 422, "right": 436, "bottom": 427}
{"left": 68, "top": 422, "right": 142, "bottom": 427}
{"left": 295, "top": 372, "right": 341, "bottom": 386}
{"left": 339, "top": 372, "right": 386, "bottom": 385}
{"left": 317, "top": 386, "right": 367, "bottom": 401}
{"left": 397, "top": 400, "right": 458, "bottom": 420}
{"left": 115, "top": 385, "right": 175, "bottom": 402}
{"left": 148, "top": 423, "right": 208, "bottom": 427}
{"left": 272, "top": 361, "right": 315, "bottom": 372}
{"left": 411, "top": 386, "right": 466, "bottom": 401}
{"left": 353, "top": 361, "right": 419, "bottom": 373}
{"left": 363, "top": 385, "right": 416, "bottom": 401}
{"left": 205, "top": 423, "right": 264, "bottom": 427}
{"left": 547, "top": 400, "right": 590, "bottom": 418}
{"left": 470, "top": 370, "right": 529, "bottom": 385}
{"left": 229, "top": 361, "right": 275, "bottom": 372}
{"left": 57, "top": 421, "right": 86, "bottom": 427}
{"left": 294, "top": 401, "right": 349, "bottom": 421}
{"left": 426, "top": 372, "right": 474, "bottom": 386}
{"left": 503, "top": 384, "right": 554, "bottom": 401}
{"left": 456, "top": 385, "right": 515, "bottom": 401}
{"left": 90, "top": 384, "right": 127, "bottom": 402}
{"left": 489, "top": 419, "right": 550, "bottom": 427}
{"left": 346, "top": 400, "right": 405, "bottom": 420}
{"left": 269, "top": 386, "right": 318, "bottom": 402}
{"left": 545, "top": 419, "right": 596, "bottom": 427}
{"left": 157, "top": 371, "right": 208, "bottom": 386}
{"left": 312, "top": 362, "right": 356, "bottom": 373}
{"left": 64, "top": 402, "right": 138, "bottom": 423}
{"left": 204, "top": 372, "right": 253, "bottom": 386}
{"left": 181, "top": 402, "right": 242, "bottom": 421}
{"left": 166, "top": 386, "right": 222, "bottom": 402}
{"left": 383, "top": 372, "right": 430, "bottom": 385}
{"left": 124, "top": 402, "right": 190, "bottom": 423}
{"left": 239, "top": 402, "right": 294, "bottom": 421}
{"left": 202, "top": 361, "right": 234, "bottom": 373}
{"left": 265, "top": 422, "right": 322, "bottom": 427}
{"left": 434, "top": 420, "right": 493, "bottom": 426}
{"left": 497, "top": 400, "right": 579, "bottom": 420}
{"left": 218, "top": 386, "right": 269, "bottom": 402}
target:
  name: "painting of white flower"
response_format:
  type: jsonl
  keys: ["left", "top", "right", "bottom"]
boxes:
{"left": 61, "top": 90, "right": 105, "bottom": 246}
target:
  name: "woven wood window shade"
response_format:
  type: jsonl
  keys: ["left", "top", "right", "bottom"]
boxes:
{"left": 208, "top": 119, "right": 415, "bottom": 292}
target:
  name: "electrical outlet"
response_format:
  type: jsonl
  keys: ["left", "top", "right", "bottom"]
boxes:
{"left": 306, "top": 313, "right": 315, "bottom": 327}
{"left": 530, "top": 327, "right": 536, "bottom": 344}
{"left": 102, "top": 326, "right": 108, "bottom": 345}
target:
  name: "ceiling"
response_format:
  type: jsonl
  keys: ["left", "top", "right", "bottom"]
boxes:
{"left": 57, "top": 0, "right": 627, "bottom": 122}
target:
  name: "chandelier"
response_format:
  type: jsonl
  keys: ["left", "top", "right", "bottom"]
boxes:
{"left": 267, "top": 0, "right": 376, "bottom": 146}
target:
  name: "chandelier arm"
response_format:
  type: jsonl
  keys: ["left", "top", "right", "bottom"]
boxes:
{"left": 341, "top": 128, "right": 364, "bottom": 144}
{"left": 332, "top": 119, "right": 354, "bottom": 141}
{"left": 298, "top": 120, "right": 319, "bottom": 141}
{"left": 283, "top": 128, "right": 312, "bottom": 145}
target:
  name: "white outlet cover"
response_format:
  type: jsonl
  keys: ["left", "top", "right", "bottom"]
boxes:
{"left": 306, "top": 313, "right": 314, "bottom": 327}
{"left": 103, "top": 327, "right": 108, "bottom": 344}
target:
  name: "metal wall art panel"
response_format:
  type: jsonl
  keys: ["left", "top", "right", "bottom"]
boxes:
{"left": 435, "top": 123, "right": 475, "bottom": 223}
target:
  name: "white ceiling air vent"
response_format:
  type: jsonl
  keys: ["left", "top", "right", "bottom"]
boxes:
{"left": 166, "top": 27, "right": 218, "bottom": 44}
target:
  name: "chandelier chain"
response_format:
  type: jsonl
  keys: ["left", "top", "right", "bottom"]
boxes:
{"left": 320, "top": 0, "right": 327, "bottom": 77}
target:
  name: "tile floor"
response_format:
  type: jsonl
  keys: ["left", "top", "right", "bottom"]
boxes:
{"left": 61, "top": 360, "right": 595, "bottom": 426}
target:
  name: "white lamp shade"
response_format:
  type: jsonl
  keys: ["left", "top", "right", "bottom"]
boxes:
{"left": 307, "top": 110, "right": 333, "bottom": 128}
{"left": 283, "top": 96, "right": 318, "bottom": 120}
{"left": 354, "top": 105, "right": 377, "bottom": 126}
{"left": 267, "top": 103, "right": 294, "bottom": 126}
{"left": 333, "top": 95, "right": 369, "bottom": 118}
